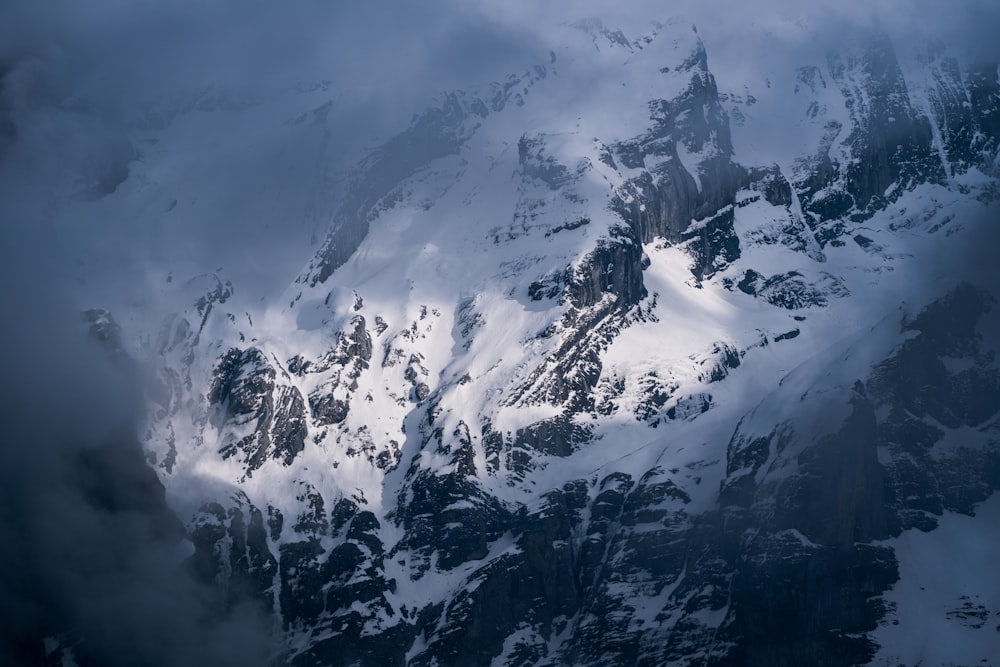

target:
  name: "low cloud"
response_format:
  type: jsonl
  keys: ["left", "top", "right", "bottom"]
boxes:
{"left": 0, "top": 252, "right": 274, "bottom": 665}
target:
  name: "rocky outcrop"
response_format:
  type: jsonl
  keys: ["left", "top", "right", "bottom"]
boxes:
{"left": 299, "top": 315, "right": 373, "bottom": 426}
{"left": 412, "top": 490, "right": 581, "bottom": 666}
{"left": 209, "top": 347, "right": 308, "bottom": 474}
{"left": 734, "top": 269, "right": 849, "bottom": 309}
{"left": 872, "top": 283, "right": 1000, "bottom": 527}
{"left": 393, "top": 408, "right": 514, "bottom": 575}
{"left": 567, "top": 230, "right": 648, "bottom": 311}
{"left": 176, "top": 275, "right": 1000, "bottom": 667}
{"left": 796, "top": 33, "right": 946, "bottom": 230}
{"left": 518, "top": 134, "right": 585, "bottom": 190}
{"left": 922, "top": 52, "right": 1000, "bottom": 177}
{"left": 188, "top": 498, "right": 278, "bottom": 615}
{"left": 610, "top": 39, "right": 748, "bottom": 280}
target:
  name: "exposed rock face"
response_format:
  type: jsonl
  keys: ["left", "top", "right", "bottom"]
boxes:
{"left": 178, "top": 280, "right": 1000, "bottom": 665}
{"left": 872, "top": 283, "right": 1000, "bottom": 526}
{"left": 735, "top": 269, "right": 849, "bottom": 309}
{"left": 610, "top": 37, "right": 748, "bottom": 280}
{"left": 830, "top": 34, "right": 943, "bottom": 215}
{"left": 922, "top": 53, "right": 1000, "bottom": 177}
{"left": 209, "top": 347, "right": 308, "bottom": 474}
{"left": 567, "top": 232, "right": 647, "bottom": 311}
{"left": 165, "top": 280, "right": 1000, "bottom": 667}
{"left": 188, "top": 498, "right": 278, "bottom": 614}
{"left": 793, "top": 33, "right": 947, "bottom": 236}
{"left": 796, "top": 35, "right": 945, "bottom": 226}
{"left": 302, "top": 314, "right": 373, "bottom": 426}
{"left": 395, "top": 458, "right": 512, "bottom": 574}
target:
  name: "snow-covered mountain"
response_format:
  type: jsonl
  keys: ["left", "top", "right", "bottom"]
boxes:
{"left": 10, "top": 11, "right": 1000, "bottom": 667}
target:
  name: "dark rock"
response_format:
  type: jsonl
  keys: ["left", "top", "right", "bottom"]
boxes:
{"left": 513, "top": 415, "right": 590, "bottom": 457}
{"left": 924, "top": 54, "right": 1000, "bottom": 176}
{"left": 567, "top": 231, "right": 647, "bottom": 310}
{"left": 330, "top": 497, "right": 359, "bottom": 535}
{"left": 737, "top": 270, "right": 848, "bottom": 310}
{"left": 188, "top": 499, "right": 277, "bottom": 616}
{"left": 279, "top": 539, "right": 327, "bottom": 627}
{"left": 528, "top": 270, "right": 568, "bottom": 301}
{"left": 415, "top": 491, "right": 579, "bottom": 666}
{"left": 267, "top": 506, "right": 284, "bottom": 540}
{"left": 634, "top": 370, "right": 678, "bottom": 422}
{"left": 774, "top": 328, "right": 800, "bottom": 342}
{"left": 725, "top": 542, "right": 898, "bottom": 667}
{"left": 749, "top": 165, "right": 794, "bottom": 207}
{"left": 309, "top": 393, "right": 349, "bottom": 425}
{"left": 609, "top": 37, "right": 748, "bottom": 280}
{"left": 780, "top": 395, "right": 889, "bottom": 545}
{"left": 210, "top": 347, "right": 308, "bottom": 473}
{"left": 293, "top": 483, "right": 329, "bottom": 536}
{"left": 869, "top": 283, "right": 1000, "bottom": 526}
{"left": 395, "top": 461, "right": 513, "bottom": 573}
{"left": 796, "top": 33, "right": 946, "bottom": 227}
{"left": 683, "top": 208, "right": 741, "bottom": 280}
{"left": 737, "top": 269, "right": 763, "bottom": 295}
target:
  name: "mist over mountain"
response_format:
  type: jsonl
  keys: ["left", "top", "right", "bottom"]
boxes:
{"left": 1, "top": 2, "right": 999, "bottom": 665}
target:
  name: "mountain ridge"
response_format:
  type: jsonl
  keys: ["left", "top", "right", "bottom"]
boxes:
{"left": 20, "top": 15, "right": 1000, "bottom": 666}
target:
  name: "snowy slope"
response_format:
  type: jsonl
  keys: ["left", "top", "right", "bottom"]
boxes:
{"left": 38, "top": 12, "right": 1000, "bottom": 667}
